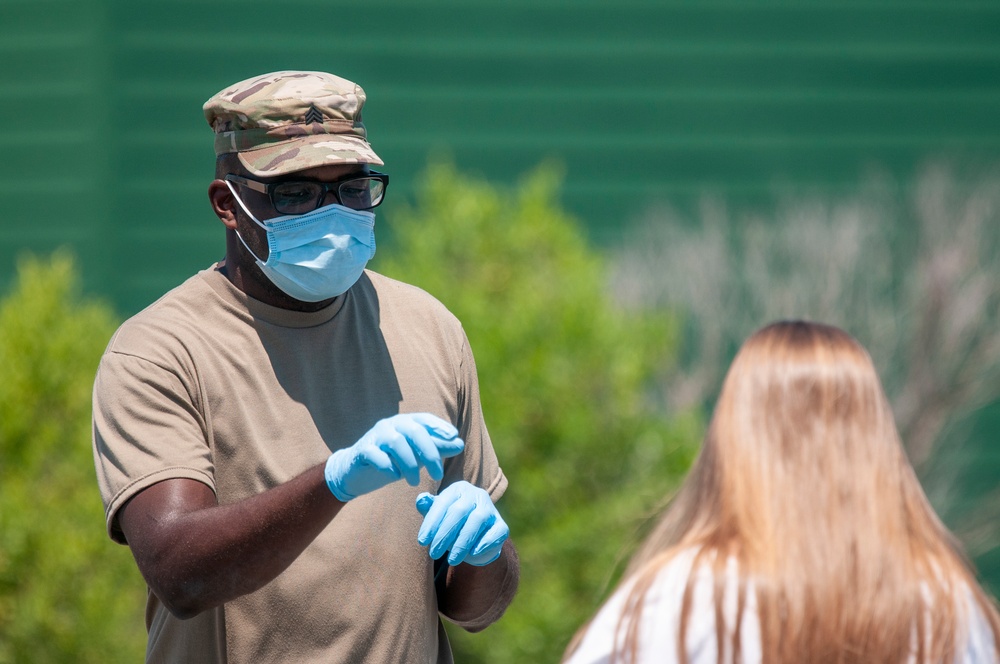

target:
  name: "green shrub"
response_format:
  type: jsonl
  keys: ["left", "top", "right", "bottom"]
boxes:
{"left": 0, "top": 166, "right": 697, "bottom": 663}
{"left": 0, "top": 252, "right": 146, "bottom": 663}
{"left": 375, "top": 161, "right": 699, "bottom": 663}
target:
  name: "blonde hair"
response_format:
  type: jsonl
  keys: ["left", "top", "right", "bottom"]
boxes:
{"left": 569, "top": 321, "right": 1000, "bottom": 663}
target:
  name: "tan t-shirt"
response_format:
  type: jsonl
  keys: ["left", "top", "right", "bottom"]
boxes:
{"left": 92, "top": 267, "right": 507, "bottom": 664}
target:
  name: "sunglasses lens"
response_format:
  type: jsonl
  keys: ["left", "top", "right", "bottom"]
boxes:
{"left": 338, "top": 177, "right": 385, "bottom": 211}
{"left": 272, "top": 182, "right": 324, "bottom": 214}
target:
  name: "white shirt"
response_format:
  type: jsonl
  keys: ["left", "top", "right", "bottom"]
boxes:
{"left": 565, "top": 549, "right": 761, "bottom": 664}
{"left": 565, "top": 549, "right": 997, "bottom": 664}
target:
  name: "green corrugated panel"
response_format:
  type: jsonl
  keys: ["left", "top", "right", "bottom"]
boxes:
{"left": 1, "top": 0, "right": 116, "bottom": 302}
{"left": 2, "top": 0, "right": 998, "bottom": 305}
{"left": 1, "top": 0, "right": 996, "bottom": 306}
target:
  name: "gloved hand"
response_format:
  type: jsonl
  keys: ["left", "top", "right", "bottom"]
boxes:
{"left": 415, "top": 481, "right": 509, "bottom": 566}
{"left": 325, "top": 413, "right": 465, "bottom": 502}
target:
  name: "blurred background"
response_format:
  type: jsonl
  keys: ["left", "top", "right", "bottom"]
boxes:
{"left": 1, "top": 1, "right": 999, "bottom": 662}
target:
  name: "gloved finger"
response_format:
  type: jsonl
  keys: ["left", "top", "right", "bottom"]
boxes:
{"left": 447, "top": 506, "right": 494, "bottom": 566}
{"left": 417, "top": 487, "right": 467, "bottom": 549}
{"left": 408, "top": 413, "right": 465, "bottom": 458}
{"left": 470, "top": 518, "right": 509, "bottom": 559}
{"left": 466, "top": 539, "right": 505, "bottom": 566}
{"left": 428, "top": 498, "right": 479, "bottom": 560}
{"left": 393, "top": 417, "right": 451, "bottom": 481}
{"left": 408, "top": 412, "right": 459, "bottom": 441}
{"left": 354, "top": 444, "right": 401, "bottom": 479}
{"left": 378, "top": 429, "right": 422, "bottom": 486}
{"left": 415, "top": 492, "right": 435, "bottom": 516}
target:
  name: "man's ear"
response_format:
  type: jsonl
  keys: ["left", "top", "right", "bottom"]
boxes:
{"left": 208, "top": 179, "right": 238, "bottom": 230}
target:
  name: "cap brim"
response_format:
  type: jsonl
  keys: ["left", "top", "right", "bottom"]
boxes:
{"left": 238, "top": 133, "right": 384, "bottom": 177}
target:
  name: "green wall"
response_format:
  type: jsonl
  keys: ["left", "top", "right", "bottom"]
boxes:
{"left": 3, "top": 0, "right": 1000, "bottom": 313}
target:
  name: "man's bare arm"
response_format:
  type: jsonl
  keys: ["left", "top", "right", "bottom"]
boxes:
{"left": 437, "top": 539, "right": 520, "bottom": 632}
{"left": 119, "top": 412, "right": 465, "bottom": 620}
{"left": 119, "top": 466, "right": 340, "bottom": 619}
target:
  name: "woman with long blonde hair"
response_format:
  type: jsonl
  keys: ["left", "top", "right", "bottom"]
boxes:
{"left": 564, "top": 321, "right": 1000, "bottom": 663}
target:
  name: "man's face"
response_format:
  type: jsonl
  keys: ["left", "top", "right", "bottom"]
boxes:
{"left": 230, "top": 163, "right": 373, "bottom": 261}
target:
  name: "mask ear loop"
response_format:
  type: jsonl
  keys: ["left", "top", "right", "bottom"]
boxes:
{"left": 224, "top": 180, "right": 268, "bottom": 264}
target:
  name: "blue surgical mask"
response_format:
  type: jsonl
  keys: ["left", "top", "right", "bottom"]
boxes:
{"left": 226, "top": 180, "right": 376, "bottom": 302}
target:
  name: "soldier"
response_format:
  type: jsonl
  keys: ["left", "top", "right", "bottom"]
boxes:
{"left": 93, "top": 70, "right": 519, "bottom": 663}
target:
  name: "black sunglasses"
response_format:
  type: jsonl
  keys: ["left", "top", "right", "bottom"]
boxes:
{"left": 225, "top": 170, "right": 389, "bottom": 215}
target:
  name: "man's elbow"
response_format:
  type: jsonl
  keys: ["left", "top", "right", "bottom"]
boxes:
{"left": 154, "top": 582, "right": 216, "bottom": 620}
{"left": 163, "top": 600, "right": 203, "bottom": 621}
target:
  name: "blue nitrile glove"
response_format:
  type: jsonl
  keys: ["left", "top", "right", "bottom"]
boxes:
{"left": 325, "top": 413, "right": 465, "bottom": 502}
{"left": 416, "top": 481, "right": 509, "bottom": 566}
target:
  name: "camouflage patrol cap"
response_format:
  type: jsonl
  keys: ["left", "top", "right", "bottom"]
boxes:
{"left": 203, "top": 70, "right": 383, "bottom": 177}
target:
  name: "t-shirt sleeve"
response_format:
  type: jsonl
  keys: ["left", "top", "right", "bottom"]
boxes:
{"left": 92, "top": 349, "right": 216, "bottom": 544}
{"left": 442, "top": 328, "right": 507, "bottom": 502}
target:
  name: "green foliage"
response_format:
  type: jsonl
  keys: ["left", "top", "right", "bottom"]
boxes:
{"left": 0, "top": 252, "right": 146, "bottom": 663}
{"left": 0, "top": 170, "right": 697, "bottom": 663}
{"left": 374, "top": 161, "right": 700, "bottom": 663}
